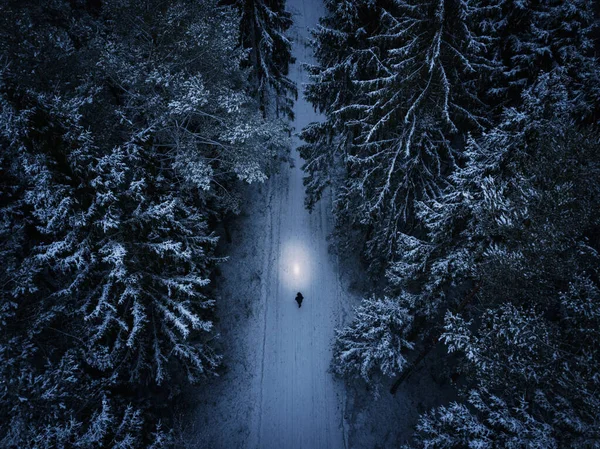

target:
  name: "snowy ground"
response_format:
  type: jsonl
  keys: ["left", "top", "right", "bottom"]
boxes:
{"left": 179, "top": 1, "right": 454, "bottom": 447}
{"left": 181, "top": 1, "right": 350, "bottom": 447}
{"left": 245, "top": 1, "right": 350, "bottom": 445}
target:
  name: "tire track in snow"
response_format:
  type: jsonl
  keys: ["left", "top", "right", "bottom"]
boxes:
{"left": 255, "top": 178, "right": 274, "bottom": 449}
{"left": 255, "top": 172, "right": 287, "bottom": 448}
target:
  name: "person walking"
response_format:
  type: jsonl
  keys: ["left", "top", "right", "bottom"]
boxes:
{"left": 295, "top": 292, "right": 304, "bottom": 308}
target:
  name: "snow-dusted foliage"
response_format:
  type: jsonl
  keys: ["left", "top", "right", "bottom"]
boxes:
{"left": 0, "top": 0, "right": 289, "bottom": 446}
{"left": 301, "top": 0, "right": 499, "bottom": 266}
{"left": 223, "top": 0, "right": 297, "bottom": 118}
{"left": 400, "top": 75, "right": 600, "bottom": 315}
{"left": 406, "top": 77, "right": 600, "bottom": 446}
{"left": 414, "top": 284, "right": 600, "bottom": 448}
{"left": 303, "top": 0, "right": 599, "bottom": 269}
{"left": 313, "top": 0, "right": 600, "bottom": 439}
{"left": 489, "top": 0, "right": 600, "bottom": 118}
{"left": 414, "top": 390, "right": 559, "bottom": 448}
{"left": 333, "top": 296, "right": 414, "bottom": 384}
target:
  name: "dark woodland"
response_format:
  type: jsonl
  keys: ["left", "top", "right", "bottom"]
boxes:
{"left": 0, "top": 0, "right": 598, "bottom": 447}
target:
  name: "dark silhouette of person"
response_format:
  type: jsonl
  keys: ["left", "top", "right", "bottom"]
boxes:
{"left": 295, "top": 292, "right": 304, "bottom": 308}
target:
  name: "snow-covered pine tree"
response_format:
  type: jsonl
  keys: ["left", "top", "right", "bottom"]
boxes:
{"left": 398, "top": 73, "right": 600, "bottom": 315}
{"left": 222, "top": 0, "right": 297, "bottom": 118}
{"left": 406, "top": 75, "right": 600, "bottom": 447}
{"left": 0, "top": 24, "right": 170, "bottom": 449}
{"left": 326, "top": 0, "right": 600, "bottom": 393}
{"left": 301, "top": 0, "right": 384, "bottom": 211}
{"left": 488, "top": 0, "right": 599, "bottom": 120}
{"left": 302, "top": 0, "right": 500, "bottom": 269}
{"left": 315, "top": 1, "right": 600, "bottom": 443}
{"left": 413, "top": 389, "right": 558, "bottom": 448}
{"left": 413, "top": 280, "right": 600, "bottom": 448}
{"left": 0, "top": 0, "right": 287, "bottom": 445}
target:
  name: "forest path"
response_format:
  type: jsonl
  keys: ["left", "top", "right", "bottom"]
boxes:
{"left": 249, "top": 0, "right": 347, "bottom": 447}
{"left": 184, "top": 1, "right": 348, "bottom": 448}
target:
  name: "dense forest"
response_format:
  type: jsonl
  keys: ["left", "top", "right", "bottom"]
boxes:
{"left": 303, "top": 0, "right": 600, "bottom": 446}
{"left": 1, "top": 0, "right": 599, "bottom": 447}
{"left": 0, "top": 0, "right": 293, "bottom": 447}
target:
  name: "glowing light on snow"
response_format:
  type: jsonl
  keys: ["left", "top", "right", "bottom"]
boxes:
{"left": 280, "top": 240, "right": 312, "bottom": 291}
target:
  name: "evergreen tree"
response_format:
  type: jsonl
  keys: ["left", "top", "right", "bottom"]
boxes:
{"left": 0, "top": 0, "right": 287, "bottom": 445}
{"left": 300, "top": 0, "right": 386, "bottom": 209}
{"left": 315, "top": 1, "right": 600, "bottom": 446}
{"left": 302, "top": 0, "right": 499, "bottom": 268}
{"left": 406, "top": 75, "right": 600, "bottom": 447}
{"left": 489, "top": 0, "right": 599, "bottom": 119}
{"left": 333, "top": 295, "right": 414, "bottom": 384}
{"left": 222, "top": 0, "right": 297, "bottom": 118}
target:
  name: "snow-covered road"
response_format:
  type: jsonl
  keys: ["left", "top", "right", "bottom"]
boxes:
{"left": 184, "top": 1, "right": 348, "bottom": 447}
{"left": 248, "top": 0, "right": 347, "bottom": 447}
